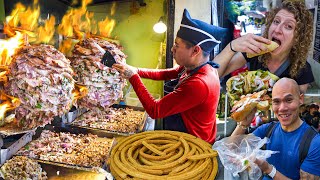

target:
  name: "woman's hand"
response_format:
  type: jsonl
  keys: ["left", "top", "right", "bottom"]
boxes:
{"left": 231, "top": 33, "right": 271, "bottom": 54}
{"left": 112, "top": 63, "right": 138, "bottom": 79}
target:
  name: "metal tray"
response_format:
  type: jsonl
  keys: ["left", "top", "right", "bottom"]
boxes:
{"left": 0, "top": 132, "right": 33, "bottom": 165}
{"left": 0, "top": 156, "right": 112, "bottom": 180}
{"left": 64, "top": 104, "right": 148, "bottom": 138}
{"left": 38, "top": 160, "right": 112, "bottom": 180}
{"left": 0, "top": 124, "right": 36, "bottom": 137}
{"left": 16, "top": 126, "right": 116, "bottom": 171}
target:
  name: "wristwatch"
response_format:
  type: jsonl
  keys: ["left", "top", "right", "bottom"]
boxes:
{"left": 268, "top": 165, "right": 277, "bottom": 178}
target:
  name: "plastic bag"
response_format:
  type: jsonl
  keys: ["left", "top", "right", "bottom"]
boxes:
{"left": 212, "top": 135, "right": 278, "bottom": 180}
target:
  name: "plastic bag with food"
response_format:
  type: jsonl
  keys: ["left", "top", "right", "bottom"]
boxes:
{"left": 212, "top": 135, "right": 278, "bottom": 180}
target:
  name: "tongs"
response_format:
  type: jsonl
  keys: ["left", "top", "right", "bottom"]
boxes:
{"left": 92, "top": 42, "right": 117, "bottom": 67}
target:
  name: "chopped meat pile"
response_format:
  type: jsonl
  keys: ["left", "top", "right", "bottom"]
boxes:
{"left": 70, "top": 38, "right": 126, "bottom": 109}
{"left": 4, "top": 44, "right": 75, "bottom": 129}
{"left": 72, "top": 107, "right": 145, "bottom": 133}
{"left": 16, "top": 130, "right": 114, "bottom": 167}
{"left": 0, "top": 156, "right": 47, "bottom": 180}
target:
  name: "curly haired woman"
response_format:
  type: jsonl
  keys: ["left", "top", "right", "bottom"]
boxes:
{"left": 215, "top": 0, "right": 314, "bottom": 93}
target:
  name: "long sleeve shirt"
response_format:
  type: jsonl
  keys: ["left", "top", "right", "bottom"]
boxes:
{"left": 129, "top": 65, "right": 220, "bottom": 144}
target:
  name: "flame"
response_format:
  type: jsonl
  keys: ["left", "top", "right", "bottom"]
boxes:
{"left": 58, "top": 0, "right": 116, "bottom": 54}
{"left": 59, "top": 38, "right": 74, "bottom": 56}
{"left": 7, "top": 2, "right": 40, "bottom": 32}
{"left": 98, "top": 17, "right": 115, "bottom": 38}
{"left": 35, "top": 15, "right": 56, "bottom": 44}
{"left": 5, "top": 0, "right": 56, "bottom": 44}
{"left": 0, "top": 70, "right": 8, "bottom": 84}
{"left": 72, "top": 83, "right": 88, "bottom": 104}
{"left": 58, "top": 0, "right": 93, "bottom": 39}
{"left": 111, "top": 2, "right": 117, "bottom": 16}
{"left": 0, "top": 31, "right": 24, "bottom": 66}
{"left": 0, "top": 91, "right": 21, "bottom": 124}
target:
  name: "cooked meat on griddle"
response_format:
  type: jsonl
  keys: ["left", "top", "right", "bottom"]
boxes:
{"left": 70, "top": 38, "right": 126, "bottom": 109}
{"left": 72, "top": 107, "right": 145, "bottom": 133}
{"left": 16, "top": 130, "right": 114, "bottom": 167}
{"left": 0, "top": 156, "right": 47, "bottom": 180}
{"left": 4, "top": 44, "right": 75, "bottom": 129}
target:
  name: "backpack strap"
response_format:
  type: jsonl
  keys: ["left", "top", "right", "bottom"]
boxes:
{"left": 299, "top": 126, "right": 318, "bottom": 165}
{"left": 261, "top": 121, "right": 277, "bottom": 150}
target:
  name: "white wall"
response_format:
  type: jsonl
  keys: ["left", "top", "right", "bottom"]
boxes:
{"left": 174, "top": 0, "right": 212, "bottom": 40}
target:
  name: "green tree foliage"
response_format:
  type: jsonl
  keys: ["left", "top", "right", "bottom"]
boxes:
{"left": 225, "top": 0, "right": 240, "bottom": 23}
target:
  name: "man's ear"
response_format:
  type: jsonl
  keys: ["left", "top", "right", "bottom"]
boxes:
{"left": 191, "top": 45, "right": 202, "bottom": 57}
{"left": 299, "top": 93, "right": 304, "bottom": 105}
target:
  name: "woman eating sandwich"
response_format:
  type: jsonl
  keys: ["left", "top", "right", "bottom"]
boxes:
{"left": 214, "top": 0, "right": 314, "bottom": 94}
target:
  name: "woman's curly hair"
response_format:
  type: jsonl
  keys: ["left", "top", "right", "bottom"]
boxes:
{"left": 259, "top": 0, "right": 313, "bottom": 78}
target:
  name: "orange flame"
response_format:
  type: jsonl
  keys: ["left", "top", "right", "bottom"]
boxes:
{"left": 0, "top": 91, "right": 21, "bottom": 124}
{"left": 72, "top": 83, "right": 88, "bottom": 105}
{"left": 5, "top": 0, "right": 56, "bottom": 44}
{"left": 58, "top": 0, "right": 116, "bottom": 54}
{"left": 35, "top": 15, "right": 56, "bottom": 44}
{"left": 59, "top": 38, "right": 74, "bottom": 57}
{"left": 58, "top": 0, "right": 94, "bottom": 39}
{"left": 0, "top": 70, "right": 8, "bottom": 84}
{"left": 0, "top": 31, "right": 24, "bottom": 66}
{"left": 98, "top": 17, "right": 115, "bottom": 38}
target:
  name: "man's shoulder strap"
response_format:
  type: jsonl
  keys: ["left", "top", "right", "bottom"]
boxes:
{"left": 260, "top": 122, "right": 318, "bottom": 165}
{"left": 261, "top": 121, "right": 278, "bottom": 150}
{"left": 299, "top": 126, "right": 318, "bottom": 164}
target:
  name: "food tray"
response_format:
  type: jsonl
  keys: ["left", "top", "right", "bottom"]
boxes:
{"left": 61, "top": 107, "right": 88, "bottom": 124}
{"left": 0, "top": 124, "right": 36, "bottom": 137}
{"left": 15, "top": 126, "right": 116, "bottom": 171}
{"left": 37, "top": 159, "right": 110, "bottom": 180}
{"left": 0, "top": 132, "right": 33, "bottom": 165}
{"left": 0, "top": 155, "right": 112, "bottom": 180}
{"left": 65, "top": 104, "right": 148, "bottom": 138}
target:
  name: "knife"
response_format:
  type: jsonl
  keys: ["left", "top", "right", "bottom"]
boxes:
{"left": 92, "top": 42, "right": 117, "bottom": 68}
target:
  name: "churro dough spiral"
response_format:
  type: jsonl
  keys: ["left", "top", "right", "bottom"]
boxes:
{"left": 109, "top": 130, "right": 218, "bottom": 179}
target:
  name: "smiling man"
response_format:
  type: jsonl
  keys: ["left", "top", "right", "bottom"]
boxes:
{"left": 232, "top": 78, "right": 320, "bottom": 179}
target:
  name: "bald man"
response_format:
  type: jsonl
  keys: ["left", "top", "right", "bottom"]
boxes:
{"left": 232, "top": 78, "right": 320, "bottom": 179}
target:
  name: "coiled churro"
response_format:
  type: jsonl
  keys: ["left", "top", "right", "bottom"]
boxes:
{"left": 109, "top": 130, "right": 218, "bottom": 179}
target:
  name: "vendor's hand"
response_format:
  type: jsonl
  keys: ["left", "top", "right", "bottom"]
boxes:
{"left": 112, "top": 63, "right": 138, "bottom": 79}
{"left": 254, "top": 158, "right": 273, "bottom": 174}
{"left": 231, "top": 33, "right": 271, "bottom": 54}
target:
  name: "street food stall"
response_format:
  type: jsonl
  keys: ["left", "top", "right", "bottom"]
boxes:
{"left": 0, "top": 0, "right": 221, "bottom": 179}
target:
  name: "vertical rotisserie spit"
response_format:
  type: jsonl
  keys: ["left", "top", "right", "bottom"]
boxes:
{"left": 69, "top": 37, "right": 126, "bottom": 110}
{"left": 4, "top": 44, "right": 75, "bottom": 129}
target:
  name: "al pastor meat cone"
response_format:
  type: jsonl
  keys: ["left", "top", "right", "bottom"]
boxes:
{"left": 4, "top": 44, "right": 75, "bottom": 129}
{"left": 70, "top": 38, "right": 126, "bottom": 109}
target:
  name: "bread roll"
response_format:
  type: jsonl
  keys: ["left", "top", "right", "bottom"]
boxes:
{"left": 230, "top": 90, "right": 268, "bottom": 122}
{"left": 231, "top": 101, "right": 258, "bottom": 122}
{"left": 247, "top": 41, "right": 279, "bottom": 58}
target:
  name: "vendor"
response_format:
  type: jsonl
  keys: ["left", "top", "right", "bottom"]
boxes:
{"left": 113, "top": 9, "right": 226, "bottom": 144}
{"left": 214, "top": 0, "right": 314, "bottom": 94}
